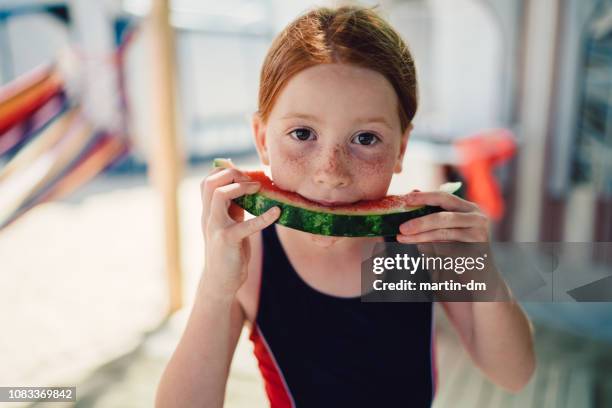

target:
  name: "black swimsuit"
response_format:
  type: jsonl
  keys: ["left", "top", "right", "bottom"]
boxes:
{"left": 249, "top": 224, "right": 436, "bottom": 407}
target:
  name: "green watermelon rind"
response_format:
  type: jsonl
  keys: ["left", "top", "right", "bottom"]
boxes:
{"left": 237, "top": 193, "right": 452, "bottom": 236}
{"left": 212, "top": 158, "right": 464, "bottom": 237}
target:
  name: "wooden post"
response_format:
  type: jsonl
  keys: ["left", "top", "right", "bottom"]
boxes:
{"left": 149, "top": 0, "right": 183, "bottom": 314}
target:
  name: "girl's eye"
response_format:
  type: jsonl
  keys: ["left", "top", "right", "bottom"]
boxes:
{"left": 289, "top": 128, "right": 315, "bottom": 141}
{"left": 352, "top": 132, "right": 380, "bottom": 146}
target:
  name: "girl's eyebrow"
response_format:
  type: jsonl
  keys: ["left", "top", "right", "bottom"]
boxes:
{"left": 280, "top": 113, "right": 393, "bottom": 129}
{"left": 280, "top": 113, "right": 319, "bottom": 121}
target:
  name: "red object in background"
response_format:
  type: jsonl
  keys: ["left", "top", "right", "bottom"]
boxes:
{"left": 454, "top": 129, "right": 516, "bottom": 221}
{"left": 0, "top": 66, "right": 63, "bottom": 136}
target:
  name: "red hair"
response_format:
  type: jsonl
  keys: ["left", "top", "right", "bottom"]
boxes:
{"left": 257, "top": 4, "right": 418, "bottom": 133}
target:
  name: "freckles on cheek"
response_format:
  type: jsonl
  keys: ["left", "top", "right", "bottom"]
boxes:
{"left": 269, "top": 142, "right": 309, "bottom": 189}
{"left": 351, "top": 150, "right": 396, "bottom": 198}
{"left": 354, "top": 150, "right": 394, "bottom": 175}
{"left": 366, "top": 157, "right": 389, "bottom": 174}
{"left": 278, "top": 143, "right": 308, "bottom": 170}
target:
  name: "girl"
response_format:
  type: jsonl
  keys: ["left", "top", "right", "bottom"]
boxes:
{"left": 156, "top": 5, "right": 535, "bottom": 407}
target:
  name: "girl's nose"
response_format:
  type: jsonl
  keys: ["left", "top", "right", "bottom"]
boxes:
{"left": 313, "top": 147, "right": 351, "bottom": 188}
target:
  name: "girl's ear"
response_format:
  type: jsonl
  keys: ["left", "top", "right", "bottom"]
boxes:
{"left": 394, "top": 123, "right": 413, "bottom": 173}
{"left": 252, "top": 112, "right": 270, "bottom": 165}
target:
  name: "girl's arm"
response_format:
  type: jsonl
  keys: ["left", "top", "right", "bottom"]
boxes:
{"left": 156, "top": 167, "right": 280, "bottom": 407}
{"left": 396, "top": 190, "right": 536, "bottom": 392}
{"left": 439, "top": 300, "right": 535, "bottom": 392}
{"left": 155, "top": 287, "right": 245, "bottom": 407}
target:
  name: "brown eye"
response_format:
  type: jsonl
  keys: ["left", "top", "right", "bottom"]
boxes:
{"left": 352, "top": 132, "right": 379, "bottom": 146}
{"left": 290, "top": 128, "right": 314, "bottom": 141}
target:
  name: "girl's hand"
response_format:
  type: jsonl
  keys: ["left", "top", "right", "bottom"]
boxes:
{"left": 397, "top": 189, "right": 490, "bottom": 243}
{"left": 200, "top": 167, "right": 280, "bottom": 298}
{"left": 397, "top": 189, "right": 503, "bottom": 298}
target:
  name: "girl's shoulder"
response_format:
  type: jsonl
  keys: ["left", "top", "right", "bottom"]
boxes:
{"left": 235, "top": 230, "right": 264, "bottom": 325}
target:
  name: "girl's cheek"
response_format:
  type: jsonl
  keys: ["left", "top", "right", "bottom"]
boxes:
{"left": 351, "top": 146, "right": 395, "bottom": 175}
{"left": 350, "top": 147, "right": 397, "bottom": 197}
{"left": 269, "top": 138, "right": 312, "bottom": 189}
{"left": 276, "top": 140, "right": 310, "bottom": 170}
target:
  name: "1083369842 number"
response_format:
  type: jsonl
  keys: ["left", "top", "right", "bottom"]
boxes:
{"left": 0, "top": 387, "right": 76, "bottom": 402}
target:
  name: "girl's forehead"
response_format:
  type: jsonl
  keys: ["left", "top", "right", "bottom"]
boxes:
{"left": 270, "top": 64, "right": 400, "bottom": 126}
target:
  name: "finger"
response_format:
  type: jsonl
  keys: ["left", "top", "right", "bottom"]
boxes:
{"left": 201, "top": 169, "right": 252, "bottom": 219}
{"left": 225, "top": 206, "right": 281, "bottom": 242}
{"left": 202, "top": 168, "right": 252, "bottom": 197}
{"left": 405, "top": 191, "right": 476, "bottom": 212}
{"left": 209, "top": 181, "right": 261, "bottom": 225}
{"left": 397, "top": 227, "right": 481, "bottom": 243}
{"left": 400, "top": 212, "right": 487, "bottom": 235}
{"left": 207, "top": 166, "right": 225, "bottom": 177}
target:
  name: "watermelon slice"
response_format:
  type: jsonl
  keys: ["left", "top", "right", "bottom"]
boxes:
{"left": 213, "top": 158, "right": 463, "bottom": 237}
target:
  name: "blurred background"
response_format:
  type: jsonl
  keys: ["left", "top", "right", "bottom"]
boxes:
{"left": 0, "top": 0, "right": 610, "bottom": 406}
